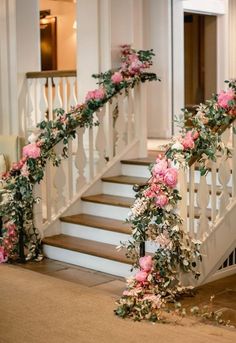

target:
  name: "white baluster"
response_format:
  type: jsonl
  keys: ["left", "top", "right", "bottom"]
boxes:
{"left": 115, "top": 91, "right": 126, "bottom": 154}
{"left": 45, "top": 162, "right": 52, "bottom": 222}
{"left": 75, "top": 127, "right": 87, "bottom": 192}
{"left": 53, "top": 77, "right": 63, "bottom": 112}
{"left": 106, "top": 99, "right": 116, "bottom": 161}
{"left": 95, "top": 107, "right": 106, "bottom": 173}
{"left": 53, "top": 142, "right": 66, "bottom": 212}
{"left": 127, "top": 88, "right": 134, "bottom": 143}
{"left": 62, "top": 77, "right": 68, "bottom": 112}
{"left": 66, "top": 139, "right": 73, "bottom": 202}
{"left": 33, "top": 183, "right": 43, "bottom": 236}
{"left": 218, "top": 130, "right": 231, "bottom": 217}
{"left": 68, "top": 77, "right": 78, "bottom": 109}
{"left": 178, "top": 167, "right": 188, "bottom": 232}
{"left": 26, "top": 78, "right": 35, "bottom": 131}
{"left": 196, "top": 174, "right": 210, "bottom": 240}
{"left": 88, "top": 126, "right": 95, "bottom": 181}
{"left": 38, "top": 78, "right": 48, "bottom": 122}
{"left": 47, "top": 77, "right": 53, "bottom": 121}
{"left": 232, "top": 121, "right": 236, "bottom": 199}
{"left": 210, "top": 163, "right": 217, "bottom": 223}
{"left": 188, "top": 165, "right": 195, "bottom": 237}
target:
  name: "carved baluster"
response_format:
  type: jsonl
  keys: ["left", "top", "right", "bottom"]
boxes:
{"left": 47, "top": 77, "right": 53, "bottom": 121}
{"left": 68, "top": 77, "right": 78, "bottom": 109}
{"left": 115, "top": 91, "right": 126, "bottom": 154}
{"left": 196, "top": 173, "right": 210, "bottom": 240}
{"left": 95, "top": 107, "right": 106, "bottom": 173}
{"left": 53, "top": 77, "right": 63, "bottom": 114}
{"left": 210, "top": 162, "right": 217, "bottom": 223}
{"left": 62, "top": 77, "right": 68, "bottom": 112}
{"left": 232, "top": 122, "right": 236, "bottom": 199}
{"left": 127, "top": 88, "right": 134, "bottom": 143}
{"left": 33, "top": 183, "right": 43, "bottom": 235}
{"left": 44, "top": 162, "right": 52, "bottom": 222}
{"left": 38, "top": 78, "right": 48, "bottom": 122}
{"left": 53, "top": 142, "right": 66, "bottom": 212}
{"left": 188, "top": 165, "right": 195, "bottom": 237}
{"left": 26, "top": 78, "right": 35, "bottom": 131}
{"left": 88, "top": 126, "right": 95, "bottom": 181}
{"left": 178, "top": 167, "right": 188, "bottom": 232}
{"left": 218, "top": 129, "right": 232, "bottom": 217}
{"left": 75, "top": 127, "right": 87, "bottom": 192}
{"left": 66, "top": 139, "right": 74, "bottom": 201}
{"left": 107, "top": 98, "right": 117, "bottom": 160}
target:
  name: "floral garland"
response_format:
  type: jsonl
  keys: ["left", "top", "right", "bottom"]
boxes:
{"left": 0, "top": 46, "right": 158, "bottom": 263}
{"left": 115, "top": 80, "right": 236, "bottom": 322}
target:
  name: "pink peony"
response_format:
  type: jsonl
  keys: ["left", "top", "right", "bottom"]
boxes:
{"left": 186, "top": 130, "right": 199, "bottom": 140}
{"left": 23, "top": 143, "right": 41, "bottom": 159}
{"left": 217, "top": 89, "right": 235, "bottom": 109}
{"left": 139, "top": 255, "right": 153, "bottom": 272}
{"left": 85, "top": 88, "right": 105, "bottom": 101}
{"left": 153, "top": 158, "right": 168, "bottom": 176}
{"left": 155, "top": 194, "right": 168, "bottom": 208}
{"left": 181, "top": 136, "right": 195, "bottom": 150}
{"left": 0, "top": 246, "right": 7, "bottom": 263}
{"left": 20, "top": 163, "right": 29, "bottom": 177}
{"left": 111, "top": 72, "right": 123, "bottom": 84}
{"left": 164, "top": 168, "right": 178, "bottom": 188}
{"left": 135, "top": 270, "right": 148, "bottom": 283}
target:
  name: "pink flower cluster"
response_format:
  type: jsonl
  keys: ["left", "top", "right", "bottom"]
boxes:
{"left": 85, "top": 88, "right": 106, "bottom": 102}
{"left": 217, "top": 89, "right": 235, "bottom": 109}
{"left": 23, "top": 143, "right": 41, "bottom": 159}
{"left": 120, "top": 45, "right": 151, "bottom": 77}
{"left": 0, "top": 221, "right": 17, "bottom": 263}
{"left": 181, "top": 130, "right": 199, "bottom": 150}
{"left": 135, "top": 255, "right": 153, "bottom": 283}
{"left": 144, "top": 156, "right": 178, "bottom": 208}
{"left": 111, "top": 72, "right": 123, "bottom": 84}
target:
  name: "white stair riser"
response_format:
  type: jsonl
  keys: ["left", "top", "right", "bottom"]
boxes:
{"left": 102, "top": 182, "right": 136, "bottom": 198}
{"left": 43, "top": 245, "right": 132, "bottom": 277}
{"left": 61, "top": 222, "right": 131, "bottom": 245}
{"left": 121, "top": 164, "right": 150, "bottom": 178}
{"left": 82, "top": 201, "right": 130, "bottom": 220}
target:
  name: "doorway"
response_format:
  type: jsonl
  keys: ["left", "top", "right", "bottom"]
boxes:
{"left": 184, "top": 13, "right": 217, "bottom": 107}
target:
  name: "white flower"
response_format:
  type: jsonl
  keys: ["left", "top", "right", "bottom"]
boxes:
{"left": 171, "top": 141, "right": 184, "bottom": 151}
{"left": 28, "top": 132, "right": 39, "bottom": 143}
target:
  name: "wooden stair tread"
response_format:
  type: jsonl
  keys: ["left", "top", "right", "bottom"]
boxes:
{"left": 121, "top": 157, "right": 155, "bottom": 166}
{"left": 60, "top": 214, "right": 131, "bottom": 234}
{"left": 43, "top": 235, "right": 131, "bottom": 264}
{"left": 101, "top": 175, "right": 148, "bottom": 185}
{"left": 81, "top": 194, "right": 134, "bottom": 207}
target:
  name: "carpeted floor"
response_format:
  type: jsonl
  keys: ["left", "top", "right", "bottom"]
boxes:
{"left": 0, "top": 264, "right": 235, "bottom": 343}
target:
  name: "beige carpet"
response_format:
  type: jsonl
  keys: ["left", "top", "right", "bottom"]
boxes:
{"left": 0, "top": 265, "right": 235, "bottom": 343}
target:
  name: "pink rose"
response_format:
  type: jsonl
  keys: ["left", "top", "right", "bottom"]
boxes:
{"left": 21, "top": 163, "right": 29, "bottom": 177}
{"left": 153, "top": 158, "right": 168, "bottom": 176}
{"left": 111, "top": 72, "right": 123, "bottom": 84}
{"left": 0, "top": 246, "right": 7, "bottom": 263}
{"left": 155, "top": 194, "right": 168, "bottom": 208}
{"left": 139, "top": 255, "right": 153, "bottom": 272}
{"left": 135, "top": 270, "right": 148, "bottom": 283}
{"left": 85, "top": 90, "right": 95, "bottom": 101}
{"left": 218, "top": 89, "right": 235, "bottom": 109}
{"left": 164, "top": 168, "right": 178, "bottom": 188}
{"left": 23, "top": 143, "right": 41, "bottom": 159}
{"left": 181, "top": 136, "right": 195, "bottom": 150}
{"left": 85, "top": 88, "right": 105, "bottom": 101}
{"left": 186, "top": 130, "right": 199, "bottom": 140}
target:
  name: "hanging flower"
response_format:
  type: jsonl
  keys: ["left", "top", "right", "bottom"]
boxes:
{"left": 0, "top": 246, "right": 8, "bottom": 263}
{"left": 217, "top": 89, "right": 235, "bottom": 109}
{"left": 163, "top": 168, "right": 178, "bottom": 188}
{"left": 139, "top": 255, "right": 153, "bottom": 272}
{"left": 155, "top": 193, "right": 168, "bottom": 208}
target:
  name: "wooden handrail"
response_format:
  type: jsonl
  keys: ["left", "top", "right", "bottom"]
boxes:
{"left": 26, "top": 70, "right": 76, "bottom": 79}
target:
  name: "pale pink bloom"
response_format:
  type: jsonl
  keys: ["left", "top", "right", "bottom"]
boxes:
{"left": 181, "top": 136, "right": 195, "bottom": 150}
{"left": 155, "top": 231, "right": 173, "bottom": 250}
{"left": 123, "top": 287, "right": 143, "bottom": 297}
{"left": 20, "top": 163, "right": 30, "bottom": 177}
{"left": 152, "top": 158, "right": 168, "bottom": 176}
{"left": 23, "top": 143, "right": 41, "bottom": 159}
{"left": 139, "top": 255, "right": 153, "bottom": 272}
{"left": 111, "top": 72, "right": 123, "bottom": 84}
{"left": 0, "top": 246, "right": 7, "bottom": 263}
{"left": 144, "top": 189, "right": 156, "bottom": 198}
{"left": 135, "top": 270, "right": 148, "bottom": 283}
{"left": 155, "top": 194, "right": 168, "bottom": 208}
{"left": 12, "top": 160, "right": 24, "bottom": 170}
{"left": 142, "top": 294, "right": 162, "bottom": 309}
{"left": 164, "top": 168, "right": 178, "bottom": 188}
{"left": 94, "top": 88, "right": 105, "bottom": 99}
{"left": 218, "top": 89, "right": 235, "bottom": 109}
{"left": 129, "top": 54, "right": 139, "bottom": 63}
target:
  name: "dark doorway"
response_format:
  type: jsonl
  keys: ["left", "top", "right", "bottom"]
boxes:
{"left": 40, "top": 12, "right": 57, "bottom": 71}
{"left": 184, "top": 13, "right": 217, "bottom": 107}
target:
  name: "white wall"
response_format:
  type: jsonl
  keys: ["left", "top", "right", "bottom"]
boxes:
{"left": 143, "top": 0, "right": 172, "bottom": 138}
{"left": 40, "top": 0, "right": 76, "bottom": 70}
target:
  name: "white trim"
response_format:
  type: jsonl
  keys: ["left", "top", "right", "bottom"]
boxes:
{"left": 182, "top": 0, "right": 226, "bottom": 15}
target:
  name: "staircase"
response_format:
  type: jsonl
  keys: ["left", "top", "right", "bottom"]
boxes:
{"left": 43, "top": 153, "right": 154, "bottom": 277}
